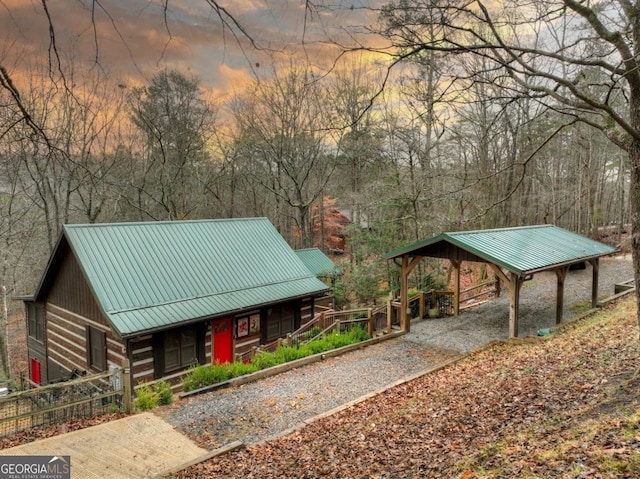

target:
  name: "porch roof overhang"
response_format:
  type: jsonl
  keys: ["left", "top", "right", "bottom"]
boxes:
{"left": 383, "top": 225, "right": 617, "bottom": 338}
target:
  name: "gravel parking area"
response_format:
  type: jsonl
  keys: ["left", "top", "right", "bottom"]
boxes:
{"left": 157, "top": 255, "right": 634, "bottom": 450}
{"left": 419, "top": 254, "right": 635, "bottom": 351}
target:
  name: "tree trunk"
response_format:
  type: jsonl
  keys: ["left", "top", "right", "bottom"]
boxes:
{"left": 630, "top": 140, "right": 640, "bottom": 339}
{"left": 0, "top": 285, "right": 8, "bottom": 377}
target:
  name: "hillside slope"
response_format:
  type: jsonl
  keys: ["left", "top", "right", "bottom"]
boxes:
{"left": 176, "top": 297, "right": 640, "bottom": 478}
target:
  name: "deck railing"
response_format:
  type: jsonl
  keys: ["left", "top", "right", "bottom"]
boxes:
{"left": 425, "top": 290, "right": 455, "bottom": 316}
{"left": 236, "top": 307, "right": 379, "bottom": 363}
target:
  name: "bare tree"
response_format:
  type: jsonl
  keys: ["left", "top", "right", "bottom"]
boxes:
{"left": 329, "top": 56, "right": 385, "bottom": 230}
{"left": 128, "top": 70, "right": 217, "bottom": 220}
{"left": 231, "top": 64, "right": 336, "bottom": 248}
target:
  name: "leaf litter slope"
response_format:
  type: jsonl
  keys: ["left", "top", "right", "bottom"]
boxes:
{"left": 175, "top": 297, "right": 640, "bottom": 478}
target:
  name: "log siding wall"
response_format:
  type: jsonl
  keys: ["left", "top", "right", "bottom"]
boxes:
{"left": 205, "top": 332, "right": 212, "bottom": 363}
{"left": 41, "top": 294, "right": 320, "bottom": 386}
{"left": 235, "top": 334, "right": 260, "bottom": 359}
{"left": 45, "top": 303, "right": 126, "bottom": 381}
{"left": 130, "top": 335, "right": 154, "bottom": 385}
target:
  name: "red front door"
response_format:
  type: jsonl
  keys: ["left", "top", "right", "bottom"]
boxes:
{"left": 212, "top": 318, "right": 233, "bottom": 364}
{"left": 30, "top": 358, "right": 41, "bottom": 385}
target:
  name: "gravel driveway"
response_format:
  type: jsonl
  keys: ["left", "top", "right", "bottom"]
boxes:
{"left": 157, "top": 254, "right": 634, "bottom": 450}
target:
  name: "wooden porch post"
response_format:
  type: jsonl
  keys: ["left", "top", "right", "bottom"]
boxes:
{"left": 451, "top": 259, "right": 461, "bottom": 316}
{"left": 590, "top": 258, "right": 600, "bottom": 308}
{"left": 555, "top": 265, "right": 570, "bottom": 324}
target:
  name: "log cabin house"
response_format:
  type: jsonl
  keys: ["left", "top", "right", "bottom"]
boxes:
{"left": 22, "top": 218, "right": 330, "bottom": 391}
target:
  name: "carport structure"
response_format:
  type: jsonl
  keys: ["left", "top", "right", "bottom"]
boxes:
{"left": 383, "top": 225, "right": 617, "bottom": 337}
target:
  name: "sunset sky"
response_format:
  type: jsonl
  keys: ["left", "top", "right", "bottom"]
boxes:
{"left": 0, "top": 0, "right": 378, "bottom": 96}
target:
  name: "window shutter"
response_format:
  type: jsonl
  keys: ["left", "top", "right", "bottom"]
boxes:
{"left": 99, "top": 330, "right": 107, "bottom": 371}
{"left": 152, "top": 334, "right": 164, "bottom": 379}
{"left": 197, "top": 323, "right": 206, "bottom": 364}
{"left": 85, "top": 326, "right": 91, "bottom": 370}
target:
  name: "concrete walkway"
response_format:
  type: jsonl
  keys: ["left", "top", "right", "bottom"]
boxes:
{"left": 0, "top": 413, "right": 207, "bottom": 479}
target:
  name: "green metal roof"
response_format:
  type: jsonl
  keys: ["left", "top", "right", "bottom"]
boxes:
{"left": 294, "top": 248, "right": 340, "bottom": 278}
{"left": 53, "top": 218, "right": 328, "bottom": 337}
{"left": 383, "top": 225, "right": 617, "bottom": 275}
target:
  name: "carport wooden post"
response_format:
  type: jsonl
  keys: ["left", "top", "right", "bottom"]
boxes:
{"left": 555, "top": 265, "right": 570, "bottom": 324}
{"left": 451, "top": 259, "right": 461, "bottom": 316}
{"left": 489, "top": 264, "right": 522, "bottom": 338}
{"left": 590, "top": 258, "right": 600, "bottom": 307}
{"left": 399, "top": 255, "right": 421, "bottom": 333}
{"left": 509, "top": 272, "right": 522, "bottom": 338}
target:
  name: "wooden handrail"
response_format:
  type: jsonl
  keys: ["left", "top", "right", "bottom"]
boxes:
{"left": 236, "top": 307, "right": 375, "bottom": 362}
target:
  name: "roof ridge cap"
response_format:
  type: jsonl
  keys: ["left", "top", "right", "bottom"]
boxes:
{"left": 447, "top": 224, "right": 552, "bottom": 235}
{"left": 64, "top": 217, "right": 268, "bottom": 230}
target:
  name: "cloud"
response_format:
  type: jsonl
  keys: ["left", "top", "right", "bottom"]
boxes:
{"left": 213, "top": 63, "right": 254, "bottom": 97}
{"left": 0, "top": 0, "right": 379, "bottom": 96}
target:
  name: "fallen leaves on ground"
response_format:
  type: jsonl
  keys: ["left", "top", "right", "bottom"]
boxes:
{"left": 173, "top": 297, "right": 640, "bottom": 478}
{"left": 0, "top": 413, "right": 127, "bottom": 449}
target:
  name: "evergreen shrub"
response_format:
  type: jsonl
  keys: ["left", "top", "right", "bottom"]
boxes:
{"left": 134, "top": 380, "right": 174, "bottom": 410}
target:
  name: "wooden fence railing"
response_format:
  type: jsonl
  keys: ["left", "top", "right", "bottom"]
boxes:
{"left": 388, "top": 282, "right": 498, "bottom": 321}
{"left": 459, "top": 279, "right": 499, "bottom": 307}
{"left": 389, "top": 290, "right": 454, "bottom": 323}
{"left": 0, "top": 367, "right": 130, "bottom": 437}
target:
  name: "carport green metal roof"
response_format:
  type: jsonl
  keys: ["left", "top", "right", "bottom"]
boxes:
{"left": 383, "top": 224, "right": 616, "bottom": 275}
{"left": 36, "top": 218, "right": 329, "bottom": 337}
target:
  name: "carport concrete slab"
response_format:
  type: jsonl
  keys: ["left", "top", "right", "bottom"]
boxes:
{"left": 0, "top": 412, "right": 207, "bottom": 479}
